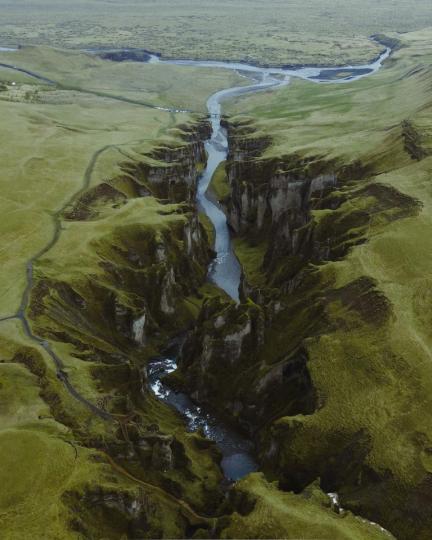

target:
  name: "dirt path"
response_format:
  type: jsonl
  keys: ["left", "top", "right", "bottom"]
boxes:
{"left": 2, "top": 142, "right": 148, "bottom": 420}
{"left": 101, "top": 450, "right": 213, "bottom": 526}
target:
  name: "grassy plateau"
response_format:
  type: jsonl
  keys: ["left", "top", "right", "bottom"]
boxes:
{"left": 0, "top": 0, "right": 432, "bottom": 66}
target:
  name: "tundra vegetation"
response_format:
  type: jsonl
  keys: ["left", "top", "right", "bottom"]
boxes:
{"left": 0, "top": 5, "right": 432, "bottom": 540}
{"left": 1, "top": 0, "right": 432, "bottom": 66}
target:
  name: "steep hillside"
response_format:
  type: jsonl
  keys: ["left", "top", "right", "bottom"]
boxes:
{"left": 0, "top": 53, "right": 230, "bottom": 538}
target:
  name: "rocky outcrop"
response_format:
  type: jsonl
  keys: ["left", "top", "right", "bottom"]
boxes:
{"left": 30, "top": 211, "right": 210, "bottom": 375}
{"left": 176, "top": 296, "right": 316, "bottom": 432}
{"left": 64, "top": 483, "right": 195, "bottom": 539}
{"left": 120, "top": 121, "right": 211, "bottom": 203}
{"left": 178, "top": 298, "right": 265, "bottom": 407}
{"left": 113, "top": 420, "right": 176, "bottom": 471}
{"left": 62, "top": 120, "right": 211, "bottom": 221}
{"left": 226, "top": 122, "right": 344, "bottom": 275}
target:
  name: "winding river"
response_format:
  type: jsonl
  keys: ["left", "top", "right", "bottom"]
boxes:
{"left": 149, "top": 45, "right": 390, "bottom": 300}
{"left": 146, "top": 45, "right": 391, "bottom": 480}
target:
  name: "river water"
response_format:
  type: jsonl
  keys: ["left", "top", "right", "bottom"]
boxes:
{"left": 150, "top": 46, "right": 390, "bottom": 299}
{"left": 146, "top": 46, "right": 391, "bottom": 481}
{"left": 148, "top": 357, "right": 257, "bottom": 480}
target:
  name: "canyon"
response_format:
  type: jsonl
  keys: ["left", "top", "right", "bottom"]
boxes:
{"left": 1, "top": 26, "right": 432, "bottom": 540}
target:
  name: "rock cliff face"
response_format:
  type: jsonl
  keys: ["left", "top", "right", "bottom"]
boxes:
{"left": 32, "top": 123, "right": 212, "bottom": 372}
{"left": 122, "top": 121, "right": 211, "bottom": 203}
{"left": 31, "top": 206, "right": 210, "bottom": 392}
{"left": 225, "top": 121, "right": 358, "bottom": 278}
{"left": 177, "top": 295, "right": 317, "bottom": 432}
{"left": 62, "top": 120, "right": 212, "bottom": 222}
{"left": 175, "top": 121, "right": 352, "bottom": 431}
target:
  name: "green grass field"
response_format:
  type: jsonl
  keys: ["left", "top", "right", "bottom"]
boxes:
{"left": 1, "top": 0, "right": 432, "bottom": 66}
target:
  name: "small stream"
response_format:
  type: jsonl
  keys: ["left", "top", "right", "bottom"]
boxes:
{"left": 146, "top": 45, "right": 391, "bottom": 481}
{"left": 148, "top": 357, "right": 257, "bottom": 480}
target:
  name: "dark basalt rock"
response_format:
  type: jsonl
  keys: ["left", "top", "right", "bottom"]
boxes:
{"left": 97, "top": 49, "right": 151, "bottom": 63}
{"left": 402, "top": 120, "right": 429, "bottom": 161}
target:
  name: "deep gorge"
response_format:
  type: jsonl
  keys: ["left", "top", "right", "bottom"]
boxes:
{"left": 7, "top": 41, "right": 419, "bottom": 539}
{"left": 26, "top": 104, "right": 417, "bottom": 539}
